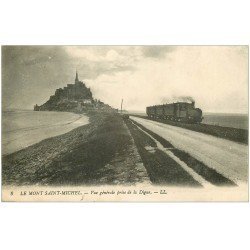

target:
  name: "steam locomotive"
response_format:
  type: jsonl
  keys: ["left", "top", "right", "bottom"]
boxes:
{"left": 146, "top": 101, "right": 203, "bottom": 123}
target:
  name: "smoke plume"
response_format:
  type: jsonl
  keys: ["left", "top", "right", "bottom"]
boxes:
{"left": 176, "top": 96, "right": 195, "bottom": 102}
{"left": 160, "top": 95, "right": 195, "bottom": 104}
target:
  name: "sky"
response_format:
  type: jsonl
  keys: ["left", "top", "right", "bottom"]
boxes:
{"left": 2, "top": 45, "right": 248, "bottom": 113}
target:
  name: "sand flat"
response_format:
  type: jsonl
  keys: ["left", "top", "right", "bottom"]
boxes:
{"left": 2, "top": 111, "right": 89, "bottom": 155}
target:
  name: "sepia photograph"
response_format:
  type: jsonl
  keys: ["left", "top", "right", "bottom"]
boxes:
{"left": 1, "top": 1, "right": 250, "bottom": 250}
{"left": 1, "top": 45, "right": 248, "bottom": 201}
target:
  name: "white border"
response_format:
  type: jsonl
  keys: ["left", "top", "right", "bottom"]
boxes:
{"left": 1, "top": 0, "right": 250, "bottom": 250}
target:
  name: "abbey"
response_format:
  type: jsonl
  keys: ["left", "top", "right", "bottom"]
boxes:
{"left": 34, "top": 71, "right": 111, "bottom": 112}
{"left": 53, "top": 71, "right": 93, "bottom": 102}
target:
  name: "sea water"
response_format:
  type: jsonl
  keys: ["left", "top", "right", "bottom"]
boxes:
{"left": 128, "top": 111, "right": 248, "bottom": 130}
{"left": 202, "top": 113, "right": 248, "bottom": 129}
{"left": 2, "top": 110, "right": 89, "bottom": 155}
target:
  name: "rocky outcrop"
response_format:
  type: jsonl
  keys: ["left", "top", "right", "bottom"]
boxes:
{"left": 34, "top": 72, "right": 113, "bottom": 112}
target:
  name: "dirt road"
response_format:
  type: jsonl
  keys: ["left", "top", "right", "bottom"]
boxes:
{"left": 130, "top": 116, "right": 248, "bottom": 184}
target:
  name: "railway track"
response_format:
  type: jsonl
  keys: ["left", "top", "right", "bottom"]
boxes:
{"left": 130, "top": 114, "right": 248, "bottom": 144}
{"left": 125, "top": 117, "right": 237, "bottom": 187}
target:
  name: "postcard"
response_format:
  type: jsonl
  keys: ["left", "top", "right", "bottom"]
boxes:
{"left": 1, "top": 45, "right": 248, "bottom": 201}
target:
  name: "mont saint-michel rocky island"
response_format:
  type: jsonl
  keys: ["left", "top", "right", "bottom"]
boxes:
{"left": 34, "top": 71, "right": 113, "bottom": 113}
{"left": 2, "top": 70, "right": 248, "bottom": 189}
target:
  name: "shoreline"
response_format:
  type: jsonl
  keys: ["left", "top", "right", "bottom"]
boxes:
{"left": 2, "top": 111, "right": 101, "bottom": 185}
{"left": 2, "top": 111, "right": 89, "bottom": 156}
{"left": 2, "top": 111, "right": 149, "bottom": 186}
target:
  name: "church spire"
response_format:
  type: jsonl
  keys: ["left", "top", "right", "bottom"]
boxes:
{"left": 75, "top": 69, "right": 79, "bottom": 83}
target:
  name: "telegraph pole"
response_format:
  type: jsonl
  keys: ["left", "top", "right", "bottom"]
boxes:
{"left": 121, "top": 99, "right": 123, "bottom": 113}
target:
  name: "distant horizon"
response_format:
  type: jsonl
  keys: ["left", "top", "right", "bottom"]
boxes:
{"left": 125, "top": 109, "right": 249, "bottom": 116}
{"left": 2, "top": 107, "right": 248, "bottom": 116}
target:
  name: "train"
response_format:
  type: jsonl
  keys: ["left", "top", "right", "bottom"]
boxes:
{"left": 146, "top": 101, "right": 203, "bottom": 123}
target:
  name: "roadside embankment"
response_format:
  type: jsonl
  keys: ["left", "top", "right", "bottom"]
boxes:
{"left": 2, "top": 111, "right": 149, "bottom": 186}
{"left": 131, "top": 115, "right": 248, "bottom": 144}
{"left": 127, "top": 118, "right": 236, "bottom": 187}
{"left": 125, "top": 119, "right": 202, "bottom": 187}
{"left": 130, "top": 116, "right": 248, "bottom": 184}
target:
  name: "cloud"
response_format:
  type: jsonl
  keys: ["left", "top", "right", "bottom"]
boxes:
{"left": 88, "top": 46, "right": 248, "bottom": 113}
{"left": 65, "top": 46, "right": 137, "bottom": 79}
{"left": 2, "top": 46, "right": 73, "bottom": 109}
{"left": 141, "top": 46, "right": 176, "bottom": 59}
{"left": 3, "top": 46, "right": 67, "bottom": 66}
{"left": 76, "top": 59, "right": 136, "bottom": 80}
{"left": 2, "top": 46, "right": 248, "bottom": 113}
{"left": 2, "top": 46, "right": 138, "bottom": 109}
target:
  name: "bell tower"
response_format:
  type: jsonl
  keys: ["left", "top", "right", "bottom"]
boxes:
{"left": 75, "top": 69, "right": 79, "bottom": 83}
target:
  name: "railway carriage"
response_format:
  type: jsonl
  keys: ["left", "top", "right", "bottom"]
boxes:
{"left": 146, "top": 101, "right": 203, "bottom": 123}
